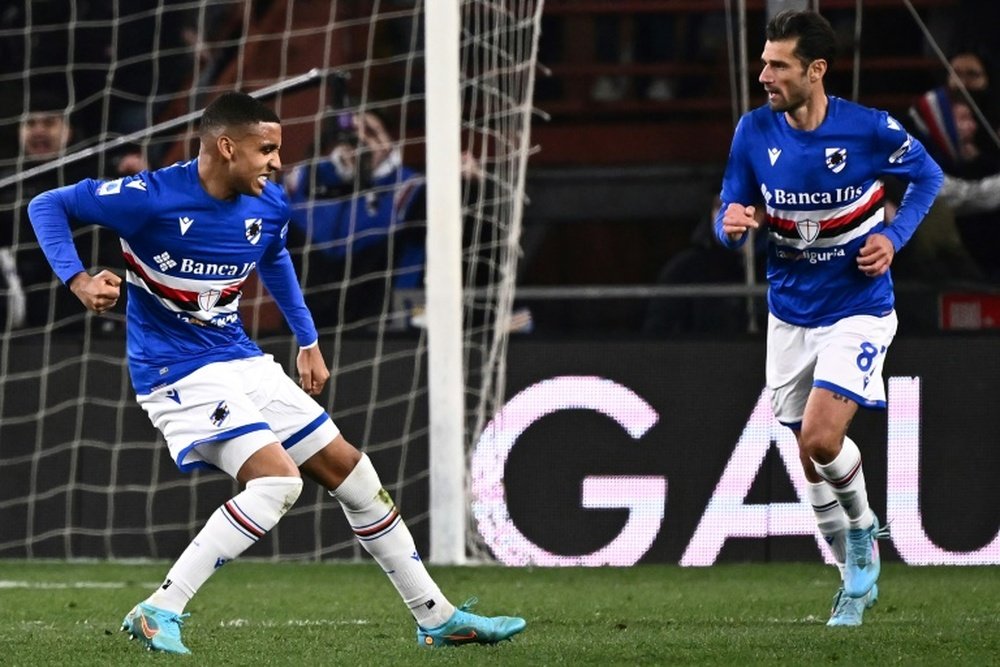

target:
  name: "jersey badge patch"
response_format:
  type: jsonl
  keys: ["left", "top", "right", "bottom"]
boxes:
{"left": 768, "top": 147, "right": 782, "bottom": 166}
{"left": 198, "top": 288, "right": 221, "bottom": 311}
{"left": 179, "top": 216, "right": 194, "bottom": 236}
{"left": 97, "top": 179, "right": 124, "bottom": 196}
{"left": 825, "top": 147, "right": 847, "bottom": 173}
{"left": 796, "top": 218, "right": 820, "bottom": 244}
{"left": 245, "top": 218, "right": 263, "bottom": 245}
{"left": 888, "top": 135, "right": 912, "bottom": 164}
{"left": 125, "top": 178, "right": 147, "bottom": 191}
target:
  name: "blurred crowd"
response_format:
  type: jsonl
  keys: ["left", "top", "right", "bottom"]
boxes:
{"left": 4, "top": 2, "right": 1000, "bottom": 337}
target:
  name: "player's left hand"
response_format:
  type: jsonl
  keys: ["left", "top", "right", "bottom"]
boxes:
{"left": 296, "top": 345, "right": 331, "bottom": 396}
{"left": 857, "top": 233, "right": 895, "bottom": 277}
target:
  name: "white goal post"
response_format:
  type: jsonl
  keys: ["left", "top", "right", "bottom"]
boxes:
{"left": 424, "top": 0, "right": 467, "bottom": 565}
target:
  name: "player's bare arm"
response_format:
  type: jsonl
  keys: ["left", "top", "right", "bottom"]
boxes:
{"left": 856, "top": 233, "right": 895, "bottom": 277}
{"left": 69, "top": 270, "right": 121, "bottom": 314}
{"left": 721, "top": 203, "right": 759, "bottom": 242}
{"left": 296, "top": 344, "right": 331, "bottom": 396}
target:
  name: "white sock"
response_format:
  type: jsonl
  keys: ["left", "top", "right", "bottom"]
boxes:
{"left": 812, "top": 437, "right": 875, "bottom": 530}
{"left": 146, "top": 476, "right": 303, "bottom": 614}
{"left": 331, "top": 454, "right": 454, "bottom": 628}
{"left": 806, "top": 479, "right": 848, "bottom": 576}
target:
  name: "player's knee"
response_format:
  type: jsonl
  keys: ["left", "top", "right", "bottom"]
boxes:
{"left": 799, "top": 429, "right": 839, "bottom": 464}
{"left": 246, "top": 475, "right": 303, "bottom": 516}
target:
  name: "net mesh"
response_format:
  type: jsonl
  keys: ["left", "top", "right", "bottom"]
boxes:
{"left": 0, "top": 0, "right": 543, "bottom": 560}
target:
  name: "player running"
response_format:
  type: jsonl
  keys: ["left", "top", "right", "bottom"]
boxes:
{"left": 27, "top": 92, "right": 525, "bottom": 654}
{"left": 715, "top": 10, "right": 942, "bottom": 626}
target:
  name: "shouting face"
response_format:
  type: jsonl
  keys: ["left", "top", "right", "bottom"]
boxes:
{"left": 20, "top": 111, "right": 71, "bottom": 159}
{"left": 223, "top": 121, "right": 282, "bottom": 197}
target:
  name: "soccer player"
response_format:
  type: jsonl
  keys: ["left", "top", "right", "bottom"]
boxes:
{"left": 715, "top": 11, "right": 942, "bottom": 626}
{"left": 27, "top": 92, "right": 526, "bottom": 654}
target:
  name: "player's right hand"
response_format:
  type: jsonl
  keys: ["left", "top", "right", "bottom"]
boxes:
{"left": 721, "top": 203, "right": 759, "bottom": 241}
{"left": 69, "top": 270, "right": 121, "bottom": 314}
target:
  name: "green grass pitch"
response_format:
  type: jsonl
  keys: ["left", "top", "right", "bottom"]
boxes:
{"left": 1, "top": 561, "right": 997, "bottom": 665}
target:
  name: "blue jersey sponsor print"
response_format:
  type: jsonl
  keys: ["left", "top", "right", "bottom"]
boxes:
{"left": 28, "top": 160, "right": 318, "bottom": 393}
{"left": 715, "top": 96, "right": 943, "bottom": 327}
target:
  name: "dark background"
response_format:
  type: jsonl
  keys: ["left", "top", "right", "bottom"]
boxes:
{"left": 2, "top": 334, "right": 996, "bottom": 564}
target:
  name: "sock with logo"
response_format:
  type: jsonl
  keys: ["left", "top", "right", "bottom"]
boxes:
{"left": 146, "top": 476, "right": 303, "bottom": 614}
{"left": 806, "top": 479, "right": 848, "bottom": 576}
{"left": 812, "top": 437, "right": 875, "bottom": 530}
{"left": 331, "top": 454, "right": 455, "bottom": 628}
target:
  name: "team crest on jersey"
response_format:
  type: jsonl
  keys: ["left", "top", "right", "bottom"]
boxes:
{"left": 245, "top": 218, "right": 263, "bottom": 245}
{"left": 198, "top": 288, "right": 221, "bottom": 311}
{"left": 210, "top": 401, "right": 230, "bottom": 428}
{"left": 796, "top": 218, "right": 821, "bottom": 244}
{"left": 825, "top": 148, "right": 847, "bottom": 173}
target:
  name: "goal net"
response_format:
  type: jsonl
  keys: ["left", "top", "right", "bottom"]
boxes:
{"left": 0, "top": 1, "right": 543, "bottom": 562}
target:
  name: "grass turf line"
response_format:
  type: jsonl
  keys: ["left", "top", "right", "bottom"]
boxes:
{"left": 0, "top": 561, "right": 997, "bottom": 666}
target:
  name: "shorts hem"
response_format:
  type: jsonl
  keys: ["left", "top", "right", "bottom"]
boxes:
{"left": 176, "top": 421, "right": 271, "bottom": 472}
{"left": 284, "top": 413, "right": 331, "bottom": 449}
{"left": 813, "top": 380, "right": 886, "bottom": 410}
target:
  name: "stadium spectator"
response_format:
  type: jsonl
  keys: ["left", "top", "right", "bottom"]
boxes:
{"left": 0, "top": 91, "right": 115, "bottom": 330}
{"left": 285, "top": 110, "right": 486, "bottom": 329}
{"left": 895, "top": 50, "right": 1000, "bottom": 283}
{"left": 715, "top": 10, "right": 942, "bottom": 627}
{"left": 284, "top": 110, "right": 427, "bottom": 328}
{"left": 27, "top": 92, "right": 525, "bottom": 655}
{"left": 908, "top": 48, "right": 1000, "bottom": 175}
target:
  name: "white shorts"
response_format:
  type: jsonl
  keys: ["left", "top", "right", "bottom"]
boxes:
{"left": 137, "top": 355, "right": 340, "bottom": 476}
{"left": 766, "top": 311, "right": 898, "bottom": 428}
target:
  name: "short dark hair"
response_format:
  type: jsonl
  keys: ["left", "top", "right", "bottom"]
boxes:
{"left": 199, "top": 92, "right": 280, "bottom": 136}
{"left": 26, "top": 90, "right": 68, "bottom": 114}
{"left": 766, "top": 10, "right": 837, "bottom": 69}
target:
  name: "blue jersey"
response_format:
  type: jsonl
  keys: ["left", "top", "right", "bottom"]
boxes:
{"left": 28, "top": 160, "right": 318, "bottom": 394}
{"left": 715, "top": 96, "right": 943, "bottom": 326}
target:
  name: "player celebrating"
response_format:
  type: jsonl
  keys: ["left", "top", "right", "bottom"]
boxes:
{"left": 715, "top": 11, "right": 942, "bottom": 626}
{"left": 27, "top": 92, "right": 525, "bottom": 654}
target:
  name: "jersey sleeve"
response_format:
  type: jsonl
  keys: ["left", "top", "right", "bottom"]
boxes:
{"left": 257, "top": 220, "right": 320, "bottom": 348}
{"left": 873, "top": 112, "right": 944, "bottom": 250}
{"left": 715, "top": 115, "right": 758, "bottom": 249}
{"left": 27, "top": 175, "right": 152, "bottom": 284}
